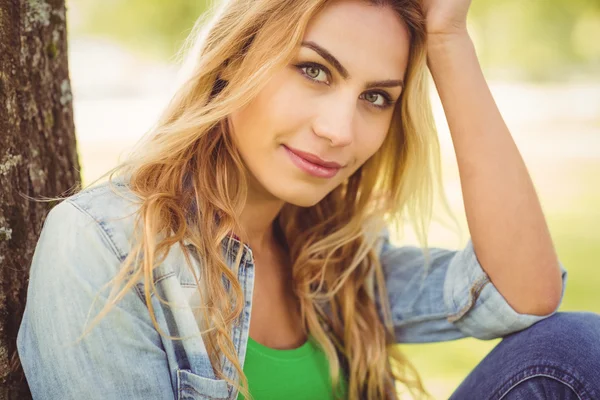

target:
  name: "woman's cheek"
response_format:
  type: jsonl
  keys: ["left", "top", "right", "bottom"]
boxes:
{"left": 358, "top": 127, "right": 388, "bottom": 159}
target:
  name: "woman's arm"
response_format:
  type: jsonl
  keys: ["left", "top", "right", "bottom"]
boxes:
{"left": 426, "top": 30, "right": 563, "bottom": 316}
{"left": 377, "top": 226, "right": 567, "bottom": 342}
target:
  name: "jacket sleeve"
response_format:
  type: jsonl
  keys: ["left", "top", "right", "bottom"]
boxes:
{"left": 376, "top": 228, "right": 568, "bottom": 343}
{"left": 17, "top": 200, "right": 175, "bottom": 399}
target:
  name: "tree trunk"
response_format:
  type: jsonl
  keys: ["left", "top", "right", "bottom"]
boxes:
{"left": 0, "top": 0, "right": 80, "bottom": 398}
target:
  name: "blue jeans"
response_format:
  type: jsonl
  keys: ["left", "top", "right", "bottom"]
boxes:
{"left": 450, "top": 312, "right": 600, "bottom": 399}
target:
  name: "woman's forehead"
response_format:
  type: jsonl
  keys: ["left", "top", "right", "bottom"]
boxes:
{"left": 301, "top": 0, "right": 411, "bottom": 82}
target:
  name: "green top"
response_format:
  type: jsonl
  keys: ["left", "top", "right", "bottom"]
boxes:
{"left": 236, "top": 335, "right": 347, "bottom": 400}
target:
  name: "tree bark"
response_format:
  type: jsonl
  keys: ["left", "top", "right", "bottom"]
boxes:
{"left": 0, "top": 0, "right": 80, "bottom": 398}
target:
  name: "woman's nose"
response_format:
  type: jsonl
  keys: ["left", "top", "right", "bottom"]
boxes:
{"left": 312, "top": 96, "right": 355, "bottom": 147}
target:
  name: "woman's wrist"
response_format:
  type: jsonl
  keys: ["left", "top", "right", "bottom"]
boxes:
{"left": 426, "top": 30, "right": 474, "bottom": 68}
{"left": 427, "top": 29, "right": 472, "bottom": 51}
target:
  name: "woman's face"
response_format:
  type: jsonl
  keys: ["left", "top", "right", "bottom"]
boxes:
{"left": 230, "top": 0, "right": 411, "bottom": 207}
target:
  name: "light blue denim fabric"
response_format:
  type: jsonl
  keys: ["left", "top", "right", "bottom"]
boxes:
{"left": 16, "top": 178, "right": 567, "bottom": 399}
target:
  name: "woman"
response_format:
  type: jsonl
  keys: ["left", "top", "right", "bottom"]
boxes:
{"left": 16, "top": 0, "right": 600, "bottom": 399}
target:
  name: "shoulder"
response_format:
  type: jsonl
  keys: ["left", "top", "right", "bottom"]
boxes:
{"left": 58, "top": 175, "right": 142, "bottom": 262}
{"left": 49, "top": 175, "right": 195, "bottom": 284}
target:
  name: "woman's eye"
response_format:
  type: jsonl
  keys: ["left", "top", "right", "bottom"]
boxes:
{"left": 298, "top": 63, "right": 329, "bottom": 84}
{"left": 361, "top": 92, "right": 391, "bottom": 108}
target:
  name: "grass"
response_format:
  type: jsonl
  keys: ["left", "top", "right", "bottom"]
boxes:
{"left": 395, "top": 183, "right": 600, "bottom": 399}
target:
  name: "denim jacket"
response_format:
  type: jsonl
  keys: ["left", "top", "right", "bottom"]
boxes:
{"left": 17, "top": 177, "right": 567, "bottom": 399}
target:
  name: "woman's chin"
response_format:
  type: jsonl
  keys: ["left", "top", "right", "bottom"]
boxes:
{"left": 271, "top": 185, "right": 330, "bottom": 208}
{"left": 281, "top": 192, "right": 325, "bottom": 208}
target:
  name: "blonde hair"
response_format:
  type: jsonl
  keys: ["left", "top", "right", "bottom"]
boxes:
{"left": 75, "top": 0, "right": 455, "bottom": 398}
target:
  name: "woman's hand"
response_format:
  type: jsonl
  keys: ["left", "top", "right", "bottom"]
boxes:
{"left": 421, "top": 0, "right": 472, "bottom": 38}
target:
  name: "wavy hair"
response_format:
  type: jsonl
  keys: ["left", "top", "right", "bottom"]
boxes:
{"left": 75, "top": 0, "right": 457, "bottom": 398}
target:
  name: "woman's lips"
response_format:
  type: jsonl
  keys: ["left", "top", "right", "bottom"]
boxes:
{"left": 282, "top": 145, "right": 341, "bottom": 179}
{"left": 285, "top": 146, "right": 343, "bottom": 168}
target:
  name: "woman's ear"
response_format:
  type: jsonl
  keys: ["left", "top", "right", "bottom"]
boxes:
{"left": 210, "top": 77, "right": 228, "bottom": 99}
{"left": 219, "top": 58, "right": 241, "bottom": 82}
{"left": 211, "top": 59, "right": 241, "bottom": 99}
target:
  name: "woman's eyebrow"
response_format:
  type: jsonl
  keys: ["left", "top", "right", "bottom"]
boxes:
{"left": 365, "top": 79, "right": 404, "bottom": 89}
{"left": 300, "top": 40, "right": 404, "bottom": 89}
{"left": 301, "top": 40, "right": 350, "bottom": 78}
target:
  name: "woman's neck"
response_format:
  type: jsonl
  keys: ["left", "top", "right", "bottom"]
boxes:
{"left": 237, "top": 185, "right": 285, "bottom": 253}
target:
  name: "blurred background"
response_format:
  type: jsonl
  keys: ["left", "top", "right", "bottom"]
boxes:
{"left": 66, "top": 0, "right": 599, "bottom": 398}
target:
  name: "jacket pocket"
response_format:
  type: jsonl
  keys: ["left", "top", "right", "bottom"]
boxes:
{"left": 176, "top": 369, "right": 230, "bottom": 399}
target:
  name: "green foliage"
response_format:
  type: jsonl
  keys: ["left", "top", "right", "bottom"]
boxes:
{"left": 70, "top": 0, "right": 210, "bottom": 60}
{"left": 469, "top": 0, "right": 600, "bottom": 80}
{"left": 71, "top": 0, "right": 599, "bottom": 79}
